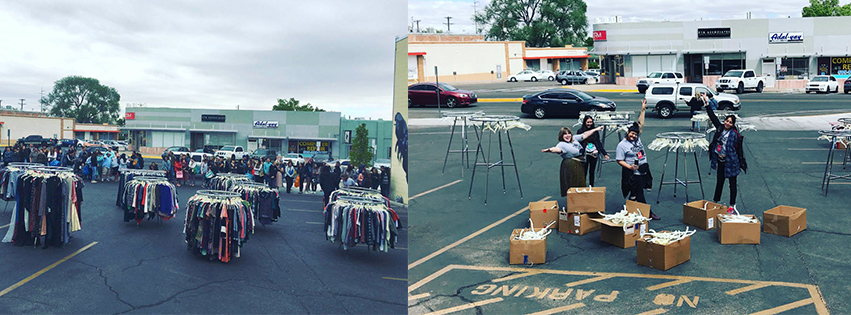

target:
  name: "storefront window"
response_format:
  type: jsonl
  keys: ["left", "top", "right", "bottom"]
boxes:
{"left": 818, "top": 57, "right": 851, "bottom": 77}
{"left": 525, "top": 59, "right": 540, "bottom": 71}
{"left": 704, "top": 53, "right": 744, "bottom": 75}
{"left": 602, "top": 55, "right": 624, "bottom": 77}
{"left": 777, "top": 57, "right": 809, "bottom": 80}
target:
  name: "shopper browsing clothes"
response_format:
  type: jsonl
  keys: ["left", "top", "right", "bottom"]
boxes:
{"left": 284, "top": 160, "right": 296, "bottom": 193}
{"left": 541, "top": 125, "right": 604, "bottom": 196}
{"left": 703, "top": 93, "right": 746, "bottom": 213}
{"left": 616, "top": 99, "right": 660, "bottom": 220}
{"left": 577, "top": 115, "right": 610, "bottom": 187}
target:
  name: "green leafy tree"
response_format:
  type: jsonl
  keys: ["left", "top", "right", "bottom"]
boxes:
{"left": 349, "top": 123, "right": 374, "bottom": 168}
{"left": 473, "top": 0, "right": 588, "bottom": 47}
{"left": 802, "top": 0, "right": 851, "bottom": 16}
{"left": 272, "top": 98, "right": 326, "bottom": 112}
{"left": 583, "top": 36, "right": 594, "bottom": 47}
{"left": 40, "top": 76, "right": 121, "bottom": 124}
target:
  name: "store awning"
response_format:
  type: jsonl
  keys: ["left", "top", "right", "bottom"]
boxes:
{"left": 73, "top": 129, "right": 119, "bottom": 133}
{"left": 408, "top": 52, "right": 427, "bottom": 56}
{"left": 523, "top": 55, "right": 590, "bottom": 60}
{"left": 596, "top": 50, "right": 678, "bottom": 56}
{"left": 247, "top": 135, "right": 337, "bottom": 141}
{"left": 188, "top": 129, "right": 238, "bottom": 133}
{"left": 120, "top": 126, "right": 186, "bottom": 132}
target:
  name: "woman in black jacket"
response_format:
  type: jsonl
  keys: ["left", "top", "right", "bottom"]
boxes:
{"left": 703, "top": 93, "right": 745, "bottom": 213}
{"left": 319, "top": 165, "right": 335, "bottom": 206}
{"left": 578, "top": 115, "right": 609, "bottom": 187}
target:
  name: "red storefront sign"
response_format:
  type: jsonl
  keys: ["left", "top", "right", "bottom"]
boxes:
{"left": 593, "top": 30, "right": 607, "bottom": 41}
{"left": 125, "top": 112, "right": 135, "bottom": 120}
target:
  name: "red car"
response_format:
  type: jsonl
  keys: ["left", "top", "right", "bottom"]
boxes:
{"left": 408, "top": 82, "right": 477, "bottom": 108}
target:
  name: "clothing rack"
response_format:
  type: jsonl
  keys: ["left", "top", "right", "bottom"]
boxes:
{"left": 2, "top": 168, "right": 84, "bottom": 248}
{"left": 116, "top": 169, "right": 167, "bottom": 207}
{"left": 184, "top": 190, "right": 254, "bottom": 263}
{"left": 323, "top": 194, "right": 398, "bottom": 253}
{"left": 229, "top": 183, "right": 281, "bottom": 226}
{"left": 120, "top": 175, "right": 179, "bottom": 224}
{"left": 209, "top": 174, "right": 253, "bottom": 191}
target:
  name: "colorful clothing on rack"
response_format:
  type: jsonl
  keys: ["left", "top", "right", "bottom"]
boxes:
{"left": 121, "top": 179, "right": 178, "bottom": 223}
{"left": 183, "top": 194, "right": 254, "bottom": 263}
{"left": 5, "top": 169, "right": 83, "bottom": 248}
{"left": 229, "top": 184, "right": 281, "bottom": 226}
{"left": 323, "top": 200, "right": 398, "bottom": 252}
{"left": 209, "top": 174, "right": 252, "bottom": 191}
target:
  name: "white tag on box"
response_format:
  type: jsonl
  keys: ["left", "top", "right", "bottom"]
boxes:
{"left": 707, "top": 217, "right": 714, "bottom": 229}
{"left": 574, "top": 216, "right": 581, "bottom": 227}
{"left": 639, "top": 224, "right": 646, "bottom": 237}
{"left": 625, "top": 226, "right": 635, "bottom": 235}
{"left": 559, "top": 212, "right": 568, "bottom": 221}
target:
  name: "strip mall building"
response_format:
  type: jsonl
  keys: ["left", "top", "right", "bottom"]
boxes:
{"left": 592, "top": 16, "right": 851, "bottom": 89}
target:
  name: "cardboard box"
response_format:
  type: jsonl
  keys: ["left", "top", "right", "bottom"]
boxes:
{"left": 683, "top": 200, "right": 726, "bottom": 230}
{"left": 566, "top": 187, "right": 606, "bottom": 213}
{"left": 763, "top": 206, "right": 807, "bottom": 237}
{"left": 636, "top": 234, "right": 691, "bottom": 271}
{"left": 529, "top": 200, "right": 559, "bottom": 230}
{"left": 558, "top": 212, "right": 602, "bottom": 235}
{"left": 590, "top": 200, "right": 651, "bottom": 248}
{"left": 716, "top": 214, "right": 761, "bottom": 244}
{"left": 509, "top": 229, "right": 547, "bottom": 265}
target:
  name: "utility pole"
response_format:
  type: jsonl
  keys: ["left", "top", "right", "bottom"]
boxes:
{"left": 414, "top": 19, "right": 421, "bottom": 33}
{"left": 40, "top": 88, "right": 45, "bottom": 112}
{"left": 19, "top": 99, "right": 25, "bottom": 111}
{"left": 473, "top": 0, "right": 479, "bottom": 34}
{"left": 444, "top": 16, "right": 453, "bottom": 33}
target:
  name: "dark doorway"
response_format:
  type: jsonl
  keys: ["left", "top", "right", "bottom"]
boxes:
{"left": 191, "top": 132, "right": 204, "bottom": 151}
{"left": 684, "top": 54, "right": 704, "bottom": 83}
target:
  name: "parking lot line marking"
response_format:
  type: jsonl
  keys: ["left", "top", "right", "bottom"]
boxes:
{"left": 0, "top": 241, "right": 98, "bottom": 298}
{"left": 396, "top": 247, "right": 408, "bottom": 250}
{"left": 564, "top": 275, "right": 615, "bottom": 287}
{"left": 801, "top": 162, "right": 825, "bottom": 164}
{"left": 749, "top": 298, "right": 814, "bottom": 315}
{"left": 422, "top": 297, "right": 503, "bottom": 315}
{"left": 726, "top": 283, "right": 771, "bottom": 295}
{"left": 0, "top": 223, "right": 9, "bottom": 229}
{"left": 410, "top": 265, "right": 455, "bottom": 292}
{"left": 410, "top": 179, "right": 463, "bottom": 200}
{"left": 479, "top": 98, "right": 522, "bottom": 103}
{"left": 636, "top": 308, "right": 668, "bottom": 315}
{"left": 526, "top": 302, "right": 586, "bottom": 315}
{"left": 288, "top": 209, "right": 323, "bottom": 213}
{"left": 806, "top": 286, "right": 829, "bottom": 315}
{"left": 383, "top": 277, "right": 408, "bottom": 281}
{"left": 305, "top": 221, "right": 323, "bottom": 225}
{"left": 787, "top": 148, "right": 828, "bottom": 151}
{"left": 408, "top": 196, "right": 552, "bottom": 270}
{"left": 492, "top": 271, "right": 541, "bottom": 283}
{"left": 646, "top": 279, "right": 691, "bottom": 291}
{"left": 409, "top": 292, "right": 431, "bottom": 301}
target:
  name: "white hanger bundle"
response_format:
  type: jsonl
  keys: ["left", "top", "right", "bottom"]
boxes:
{"left": 482, "top": 121, "right": 531, "bottom": 133}
{"left": 718, "top": 208, "right": 757, "bottom": 223}
{"left": 598, "top": 205, "right": 651, "bottom": 231}
{"left": 644, "top": 227, "right": 696, "bottom": 245}
{"left": 514, "top": 219, "right": 554, "bottom": 240}
{"left": 648, "top": 137, "right": 710, "bottom": 152}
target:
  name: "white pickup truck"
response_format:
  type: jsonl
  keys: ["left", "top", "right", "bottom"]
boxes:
{"left": 715, "top": 69, "right": 766, "bottom": 94}
{"left": 214, "top": 145, "right": 248, "bottom": 160}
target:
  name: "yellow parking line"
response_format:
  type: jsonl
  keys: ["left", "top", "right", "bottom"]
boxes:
{"left": 0, "top": 223, "right": 9, "bottom": 229}
{"left": 645, "top": 279, "right": 692, "bottom": 291}
{"left": 726, "top": 283, "right": 771, "bottom": 295}
{"left": 423, "top": 297, "right": 503, "bottom": 315}
{"left": 0, "top": 241, "right": 98, "bottom": 297}
{"left": 479, "top": 98, "right": 522, "bottom": 102}
{"left": 410, "top": 180, "right": 462, "bottom": 200}
{"left": 750, "top": 298, "right": 814, "bottom": 315}
{"left": 492, "top": 271, "right": 541, "bottom": 283}
{"left": 383, "top": 277, "right": 408, "bottom": 281}
{"left": 527, "top": 302, "right": 586, "bottom": 315}
{"left": 636, "top": 308, "right": 669, "bottom": 315}
{"left": 305, "top": 221, "right": 323, "bottom": 225}
{"left": 409, "top": 292, "right": 431, "bottom": 301}
{"left": 564, "top": 275, "right": 615, "bottom": 287}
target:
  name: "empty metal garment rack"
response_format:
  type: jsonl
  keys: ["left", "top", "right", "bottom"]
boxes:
{"left": 467, "top": 115, "right": 524, "bottom": 205}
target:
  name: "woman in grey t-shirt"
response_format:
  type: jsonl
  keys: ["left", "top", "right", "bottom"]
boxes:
{"left": 542, "top": 126, "right": 603, "bottom": 196}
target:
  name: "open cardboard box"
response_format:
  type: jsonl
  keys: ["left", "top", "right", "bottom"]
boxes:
{"left": 683, "top": 200, "right": 726, "bottom": 230}
{"left": 716, "top": 214, "right": 761, "bottom": 244}
{"left": 558, "top": 212, "right": 602, "bottom": 235}
{"left": 591, "top": 200, "right": 651, "bottom": 248}
{"left": 529, "top": 200, "right": 559, "bottom": 230}
{"left": 509, "top": 229, "right": 547, "bottom": 265}
{"left": 763, "top": 205, "right": 806, "bottom": 237}
{"left": 636, "top": 233, "right": 691, "bottom": 271}
{"left": 566, "top": 187, "right": 606, "bottom": 213}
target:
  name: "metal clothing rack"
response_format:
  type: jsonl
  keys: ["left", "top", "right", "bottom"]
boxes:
{"left": 121, "top": 169, "right": 167, "bottom": 177}
{"left": 653, "top": 132, "right": 706, "bottom": 203}
{"left": 195, "top": 190, "right": 241, "bottom": 199}
{"left": 819, "top": 129, "right": 851, "bottom": 195}
{"left": 593, "top": 119, "right": 634, "bottom": 181}
{"left": 441, "top": 111, "right": 484, "bottom": 177}
{"left": 124, "top": 176, "right": 176, "bottom": 226}
{"left": 467, "top": 115, "right": 523, "bottom": 205}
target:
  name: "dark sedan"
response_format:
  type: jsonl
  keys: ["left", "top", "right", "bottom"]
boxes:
{"left": 845, "top": 78, "right": 851, "bottom": 94}
{"left": 408, "top": 82, "right": 477, "bottom": 108}
{"left": 520, "top": 89, "right": 616, "bottom": 119}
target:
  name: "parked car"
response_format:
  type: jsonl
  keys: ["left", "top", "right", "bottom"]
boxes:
{"left": 408, "top": 82, "right": 478, "bottom": 108}
{"left": 326, "top": 159, "right": 351, "bottom": 168}
{"left": 806, "top": 75, "right": 839, "bottom": 93}
{"left": 507, "top": 69, "right": 541, "bottom": 82}
{"left": 310, "top": 152, "right": 332, "bottom": 164}
{"left": 520, "top": 89, "right": 616, "bottom": 119}
{"left": 161, "top": 146, "right": 190, "bottom": 160}
{"left": 582, "top": 71, "right": 600, "bottom": 82}
{"left": 585, "top": 69, "right": 601, "bottom": 75}
{"left": 556, "top": 70, "right": 592, "bottom": 85}
{"left": 215, "top": 146, "right": 247, "bottom": 160}
{"left": 251, "top": 148, "right": 278, "bottom": 160}
{"left": 715, "top": 69, "right": 766, "bottom": 94}
{"left": 101, "top": 140, "right": 127, "bottom": 151}
{"left": 374, "top": 158, "right": 391, "bottom": 169}
{"left": 282, "top": 153, "right": 304, "bottom": 165}
{"left": 644, "top": 83, "right": 741, "bottom": 118}
{"left": 845, "top": 78, "right": 851, "bottom": 94}
{"left": 537, "top": 70, "right": 556, "bottom": 81}
{"left": 636, "top": 71, "right": 685, "bottom": 94}
{"left": 189, "top": 149, "right": 213, "bottom": 162}
{"left": 17, "top": 135, "right": 57, "bottom": 147}
{"left": 83, "top": 145, "right": 110, "bottom": 156}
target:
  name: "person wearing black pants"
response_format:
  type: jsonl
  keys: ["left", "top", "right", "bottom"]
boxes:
{"left": 615, "top": 99, "right": 660, "bottom": 220}
{"left": 703, "top": 93, "right": 744, "bottom": 213}
{"left": 578, "top": 115, "right": 609, "bottom": 187}
{"left": 284, "top": 161, "right": 296, "bottom": 193}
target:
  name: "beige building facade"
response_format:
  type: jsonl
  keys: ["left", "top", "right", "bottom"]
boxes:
{"left": 0, "top": 110, "right": 119, "bottom": 145}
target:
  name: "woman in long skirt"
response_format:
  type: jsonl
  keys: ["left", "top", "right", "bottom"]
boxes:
{"left": 542, "top": 126, "right": 603, "bottom": 196}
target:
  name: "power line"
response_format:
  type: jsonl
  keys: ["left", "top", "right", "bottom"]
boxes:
{"left": 444, "top": 16, "right": 453, "bottom": 33}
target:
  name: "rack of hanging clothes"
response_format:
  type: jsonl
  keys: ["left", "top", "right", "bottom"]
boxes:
{"left": 209, "top": 173, "right": 252, "bottom": 191}
{"left": 120, "top": 176, "right": 179, "bottom": 224}
{"left": 183, "top": 190, "right": 254, "bottom": 263}
{"left": 328, "top": 186, "right": 401, "bottom": 229}
{"left": 229, "top": 183, "right": 280, "bottom": 226}
{"left": 2, "top": 167, "right": 84, "bottom": 248}
{"left": 0, "top": 163, "right": 45, "bottom": 202}
{"left": 116, "top": 169, "right": 167, "bottom": 208}
{"left": 323, "top": 195, "right": 399, "bottom": 252}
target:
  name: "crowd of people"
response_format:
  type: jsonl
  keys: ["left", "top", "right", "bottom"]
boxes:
{"left": 2, "top": 143, "right": 149, "bottom": 184}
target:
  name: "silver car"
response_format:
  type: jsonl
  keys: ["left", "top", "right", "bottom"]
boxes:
{"left": 644, "top": 83, "right": 740, "bottom": 118}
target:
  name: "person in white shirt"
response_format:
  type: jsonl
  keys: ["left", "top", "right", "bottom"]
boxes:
{"left": 340, "top": 173, "right": 356, "bottom": 187}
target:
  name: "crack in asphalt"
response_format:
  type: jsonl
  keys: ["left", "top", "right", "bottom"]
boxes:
{"left": 240, "top": 282, "right": 311, "bottom": 313}
{"left": 2, "top": 296, "right": 60, "bottom": 309}
{"left": 275, "top": 227, "right": 351, "bottom": 314}
{"left": 115, "top": 278, "right": 238, "bottom": 314}
{"left": 408, "top": 279, "right": 492, "bottom": 310}
{"left": 75, "top": 261, "right": 136, "bottom": 312}
{"left": 121, "top": 252, "right": 173, "bottom": 272}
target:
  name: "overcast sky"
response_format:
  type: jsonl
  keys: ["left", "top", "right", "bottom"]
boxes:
{"left": 0, "top": 1, "right": 406, "bottom": 120}
{"left": 408, "top": 0, "right": 811, "bottom": 35}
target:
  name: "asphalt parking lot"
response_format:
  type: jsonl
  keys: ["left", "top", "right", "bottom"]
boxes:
{"left": 407, "top": 83, "right": 850, "bottom": 314}
{"left": 0, "top": 168, "right": 407, "bottom": 314}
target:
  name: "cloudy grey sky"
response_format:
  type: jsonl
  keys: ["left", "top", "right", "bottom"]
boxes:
{"left": 0, "top": 1, "right": 406, "bottom": 120}
{"left": 408, "top": 0, "right": 811, "bottom": 34}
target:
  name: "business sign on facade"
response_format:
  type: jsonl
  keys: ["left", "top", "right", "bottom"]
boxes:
{"left": 769, "top": 32, "right": 803, "bottom": 43}
{"left": 253, "top": 120, "right": 279, "bottom": 128}
{"left": 832, "top": 57, "right": 851, "bottom": 75}
{"left": 201, "top": 114, "right": 226, "bottom": 122}
{"left": 697, "top": 28, "right": 731, "bottom": 39}
{"left": 288, "top": 140, "right": 330, "bottom": 153}
{"left": 344, "top": 130, "right": 352, "bottom": 144}
{"left": 593, "top": 30, "right": 607, "bottom": 41}
{"left": 125, "top": 112, "right": 135, "bottom": 120}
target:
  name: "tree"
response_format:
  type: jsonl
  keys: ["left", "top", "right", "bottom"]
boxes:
{"left": 349, "top": 123, "right": 374, "bottom": 168}
{"left": 583, "top": 36, "right": 594, "bottom": 47}
{"left": 40, "top": 76, "right": 121, "bottom": 124}
{"left": 272, "top": 98, "right": 326, "bottom": 112}
{"left": 473, "top": 0, "right": 588, "bottom": 48}
{"left": 803, "top": 0, "right": 851, "bottom": 16}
